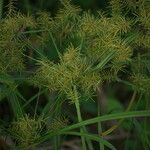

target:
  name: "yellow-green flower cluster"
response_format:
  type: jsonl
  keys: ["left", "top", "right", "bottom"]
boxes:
{"left": 11, "top": 115, "right": 44, "bottom": 146}
{"left": 33, "top": 45, "right": 101, "bottom": 102}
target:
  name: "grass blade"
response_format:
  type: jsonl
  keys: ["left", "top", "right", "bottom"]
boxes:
{"left": 8, "top": 92, "right": 24, "bottom": 119}
{"left": 60, "top": 110, "right": 150, "bottom": 132}
{"left": 38, "top": 110, "right": 150, "bottom": 144}
{"left": 63, "top": 132, "right": 116, "bottom": 150}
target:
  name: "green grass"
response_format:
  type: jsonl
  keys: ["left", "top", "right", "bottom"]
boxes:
{"left": 0, "top": 0, "right": 149, "bottom": 149}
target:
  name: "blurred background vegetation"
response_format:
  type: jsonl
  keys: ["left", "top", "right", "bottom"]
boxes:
{"left": 3, "top": 0, "right": 107, "bottom": 14}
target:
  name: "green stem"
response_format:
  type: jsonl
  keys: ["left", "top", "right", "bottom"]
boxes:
{"left": 75, "top": 98, "right": 87, "bottom": 150}
{"left": 34, "top": 110, "right": 150, "bottom": 146}
{"left": 126, "top": 91, "right": 137, "bottom": 111}
{"left": 34, "top": 88, "right": 41, "bottom": 119}
{"left": 98, "top": 97, "right": 105, "bottom": 150}
{"left": 82, "top": 127, "right": 94, "bottom": 150}
{"left": 8, "top": 91, "right": 23, "bottom": 119}
{"left": 54, "top": 136, "right": 58, "bottom": 150}
{"left": 73, "top": 86, "right": 94, "bottom": 149}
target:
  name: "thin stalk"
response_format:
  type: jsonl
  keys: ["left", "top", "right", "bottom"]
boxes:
{"left": 82, "top": 127, "right": 94, "bottom": 150}
{"left": 22, "top": 29, "right": 47, "bottom": 34}
{"left": 63, "top": 132, "right": 116, "bottom": 150}
{"left": 54, "top": 136, "right": 58, "bottom": 150}
{"left": 98, "top": 99, "right": 105, "bottom": 150}
{"left": 34, "top": 88, "right": 41, "bottom": 119}
{"left": 126, "top": 91, "right": 137, "bottom": 111}
{"left": 144, "top": 94, "right": 150, "bottom": 148}
{"left": 135, "top": 93, "right": 143, "bottom": 110}
{"left": 75, "top": 98, "right": 87, "bottom": 150}
{"left": 23, "top": 89, "right": 46, "bottom": 108}
{"left": 57, "top": 136, "right": 61, "bottom": 150}
{"left": 8, "top": 92, "right": 23, "bottom": 119}
{"left": 73, "top": 86, "right": 94, "bottom": 150}
{"left": 34, "top": 110, "right": 150, "bottom": 146}
{"left": 97, "top": 88, "right": 105, "bottom": 150}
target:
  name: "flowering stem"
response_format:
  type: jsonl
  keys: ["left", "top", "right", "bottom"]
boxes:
{"left": 97, "top": 87, "right": 105, "bottom": 150}
{"left": 98, "top": 102, "right": 105, "bottom": 150}
{"left": 73, "top": 85, "right": 94, "bottom": 150}
{"left": 75, "top": 98, "right": 87, "bottom": 150}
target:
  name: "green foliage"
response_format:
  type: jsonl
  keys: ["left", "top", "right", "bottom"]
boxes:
{"left": 131, "top": 74, "right": 150, "bottom": 93}
{"left": 11, "top": 115, "right": 44, "bottom": 147}
{"left": 6, "top": 0, "right": 18, "bottom": 16}
{"left": 31, "top": 1, "right": 135, "bottom": 104}
{"left": 0, "top": 0, "right": 149, "bottom": 149}
{"left": 0, "top": 13, "right": 36, "bottom": 73}
{"left": 48, "top": 116, "right": 69, "bottom": 131}
{"left": 32, "top": 45, "right": 101, "bottom": 102}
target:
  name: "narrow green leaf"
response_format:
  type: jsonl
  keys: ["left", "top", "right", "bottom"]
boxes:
{"left": 38, "top": 111, "right": 150, "bottom": 144}
{"left": 60, "top": 111, "right": 150, "bottom": 132}
{"left": 8, "top": 92, "right": 24, "bottom": 119}
{"left": 63, "top": 132, "right": 116, "bottom": 150}
{"left": 93, "top": 51, "right": 115, "bottom": 71}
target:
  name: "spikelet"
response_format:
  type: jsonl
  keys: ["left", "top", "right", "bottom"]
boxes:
{"left": 0, "top": 13, "right": 36, "bottom": 73}
{"left": 50, "top": 0, "right": 81, "bottom": 45}
{"left": 36, "top": 11, "right": 53, "bottom": 30}
{"left": 110, "top": 0, "right": 122, "bottom": 16}
{"left": 131, "top": 74, "right": 150, "bottom": 93}
{"left": 134, "top": 0, "right": 150, "bottom": 49}
{"left": 26, "top": 0, "right": 149, "bottom": 104}
{"left": 113, "top": 38, "right": 132, "bottom": 63}
{"left": 62, "top": 45, "right": 81, "bottom": 64}
{"left": 57, "top": 46, "right": 84, "bottom": 93}
{"left": 34, "top": 12, "right": 53, "bottom": 46}
{"left": 6, "top": 0, "right": 17, "bottom": 17}
{"left": 79, "top": 12, "right": 101, "bottom": 36}
{"left": 111, "top": 15, "right": 131, "bottom": 34}
{"left": 135, "top": 30, "right": 150, "bottom": 48}
{"left": 139, "top": 9, "right": 150, "bottom": 29}
{"left": 48, "top": 116, "right": 69, "bottom": 131}
{"left": 57, "top": 0, "right": 81, "bottom": 20}
{"left": 11, "top": 115, "right": 45, "bottom": 146}
{"left": 79, "top": 72, "right": 101, "bottom": 97}
{"left": 100, "top": 70, "right": 116, "bottom": 82}
{"left": 0, "top": 42, "right": 25, "bottom": 73}
{"left": 122, "top": 0, "right": 139, "bottom": 13}
{"left": 31, "top": 59, "right": 58, "bottom": 90}
{"left": 33, "top": 44, "right": 102, "bottom": 102}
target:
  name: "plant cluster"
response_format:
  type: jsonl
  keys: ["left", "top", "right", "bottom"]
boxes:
{"left": 0, "top": 0, "right": 149, "bottom": 149}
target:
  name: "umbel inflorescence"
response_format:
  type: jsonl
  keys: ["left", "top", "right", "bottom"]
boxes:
{"left": 0, "top": 0, "right": 149, "bottom": 148}
{"left": 0, "top": 0, "right": 149, "bottom": 94}
{"left": 31, "top": 0, "right": 150, "bottom": 98}
{"left": 31, "top": 2, "right": 131, "bottom": 100}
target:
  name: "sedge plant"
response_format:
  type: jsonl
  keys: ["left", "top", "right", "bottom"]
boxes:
{"left": 0, "top": 0, "right": 150, "bottom": 149}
